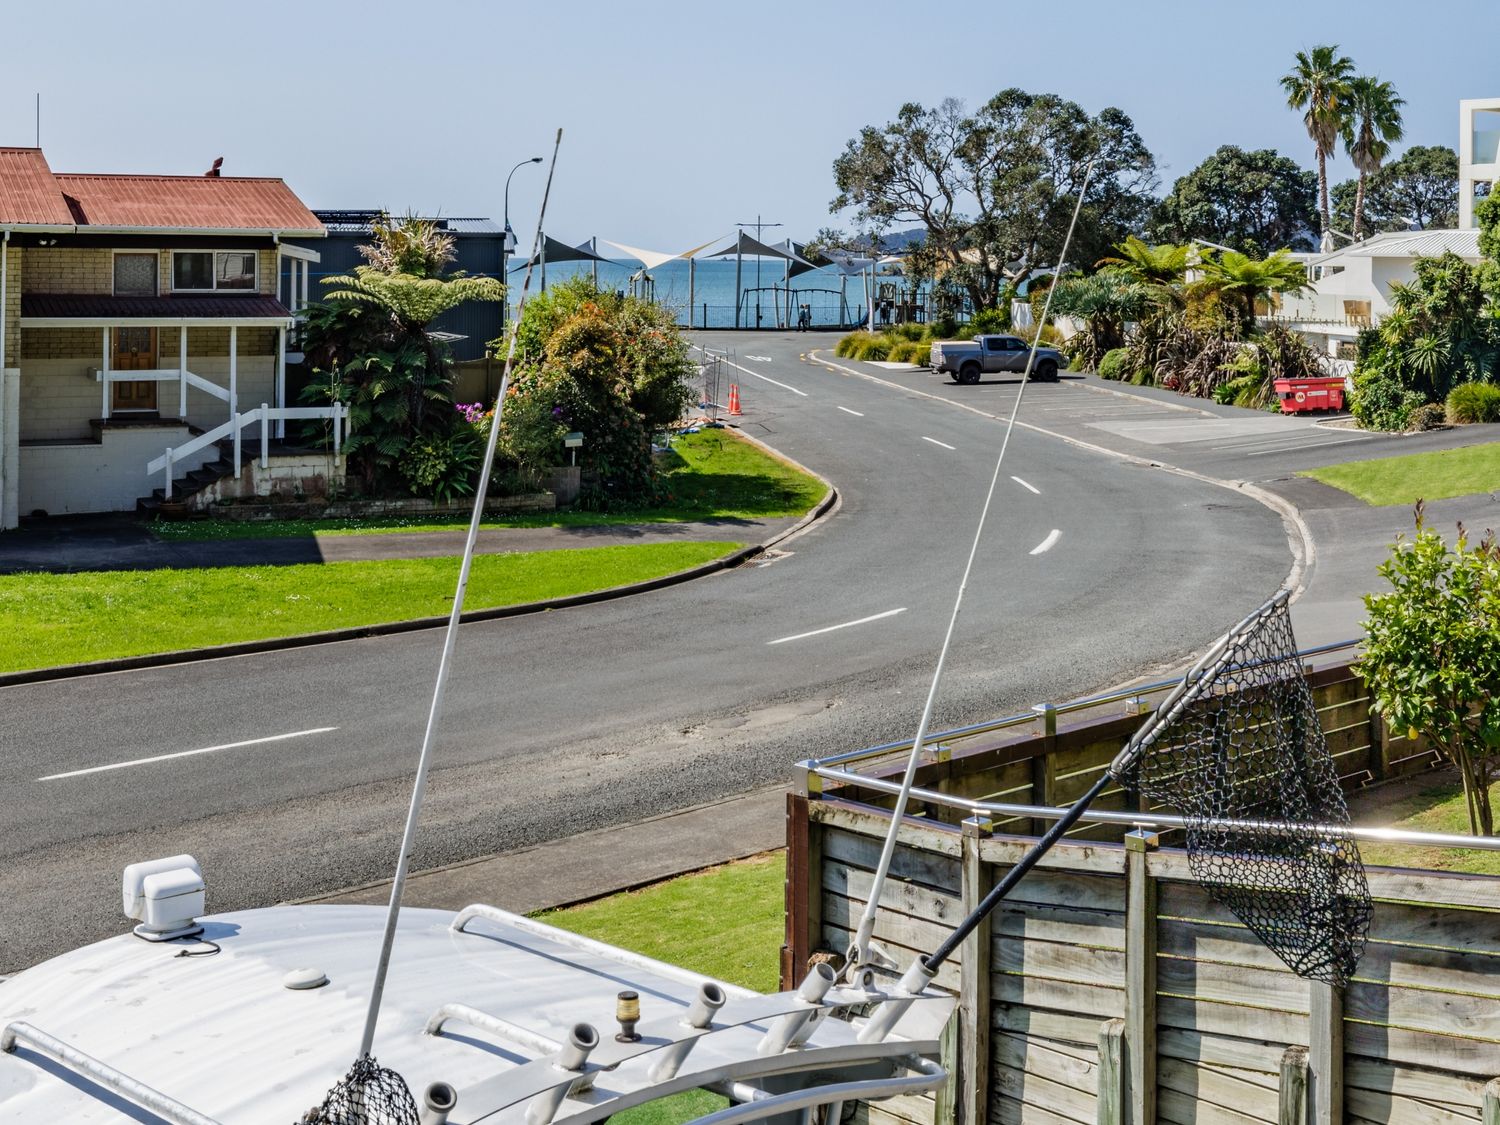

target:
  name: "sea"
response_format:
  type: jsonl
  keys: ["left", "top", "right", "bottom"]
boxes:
{"left": 515, "top": 256, "right": 935, "bottom": 330}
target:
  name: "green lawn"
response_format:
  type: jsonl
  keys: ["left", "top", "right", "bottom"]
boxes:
{"left": 535, "top": 854, "right": 786, "bottom": 1125}
{"left": 150, "top": 429, "right": 826, "bottom": 542}
{"left": 1356, "top": 775, "right": 1500, "bottom": 875}
{"left": 1301, "top": 442, "right": 1500, "bottom": 506}
{"left": 0, "top": 541, "right": 739, "bottom": 672}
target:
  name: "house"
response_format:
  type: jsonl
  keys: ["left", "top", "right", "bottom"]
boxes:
{"left": 1270, "top": 229, "right": 1484, "bottom": 363}
{"left": 0, "top": 147, "right": 339, "bottom": 525}
{"left": 1459, "top": 97, "right": 1499, "bottom": 229}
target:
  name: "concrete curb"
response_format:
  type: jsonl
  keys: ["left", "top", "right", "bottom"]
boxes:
{"left": 807, "top": 349, "right": 1314, "bottom": 603}
{"left": 0, "top": 449, "right": 840, "bottom": 689}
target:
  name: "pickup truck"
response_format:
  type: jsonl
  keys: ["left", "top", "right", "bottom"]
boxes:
{"left": 929, "top": 334, "right": 1064, "bottom": 384}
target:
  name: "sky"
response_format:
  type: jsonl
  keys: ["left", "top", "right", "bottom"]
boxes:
{"left": 2, "top": 0, "right": 1497, "bottom": 252}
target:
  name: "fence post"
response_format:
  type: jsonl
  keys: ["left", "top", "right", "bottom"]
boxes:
{"left": 260, "top": 403, "right": 270, "bottom": 469}
{"left": 1097, "top": 1018, "right": 1126, "bottom": 1125}
{"left": 781, "top": 792, "right": 820, "bottom": 991}
{"left": 1482, "top": 1078, "right": 1500, "bottom": 1125}
{"left": 1124, "top": 829, "right": 1159, "bottom": 1125}
{"left": 1030, "top": 704, "right": 1058, "bottom": 835}
{"left": 233, "top": 413, "right": 242, "bottom": 476}
{"left": 1366, "top": 689, "right": 1389, "bottom": 783}
{"left": 162, "top": 449, "right": 173, "bottom": 501}
{"left": 956, "top": 816, "right": 994, "bottom": 1125}
{"left": 1279, "top": 1045, "right": 1309, "bottom": 1125}
{"left": 1309, "top": 983, "right": 1343, "bottom": 1125}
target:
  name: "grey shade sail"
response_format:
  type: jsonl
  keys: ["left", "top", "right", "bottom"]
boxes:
{"left": 510, "top": 235, "right": 611, "bottom": 271}
{"left": 775, "top": 239, "right": 821, "bottom": 279}
{"left": 704, "top": 231, "right": 801, "bottom": 262}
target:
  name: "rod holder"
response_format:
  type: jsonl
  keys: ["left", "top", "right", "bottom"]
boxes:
{"left": 419, "top": 1081, "right": 457, "bottom": 1125}
{"left": 758, "top": 962, "right": 836, "bottom": 1056}
{"left": 857, "top": 959, "right": 936, "bottom": 1044}
{"left": 648, "top": 982, "right": 727, "bottom": 1082}
{"left": 526, "top": 1023, "right": 599, "bottom": 1125}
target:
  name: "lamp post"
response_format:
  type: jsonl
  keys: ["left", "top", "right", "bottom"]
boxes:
{"left": 502, "top": 156, "right": 543, "bottom": 328}
{"left": 734, "top": 216, "right": 782, "bottom": 329}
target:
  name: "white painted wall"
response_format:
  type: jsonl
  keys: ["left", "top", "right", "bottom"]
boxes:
{"left": 19, "top": 424, "right": 216, "bottom": 515}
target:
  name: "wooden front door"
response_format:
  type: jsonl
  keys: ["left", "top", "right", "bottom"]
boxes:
{"left": 111, "top": 328, "right": 158, "bottom": 412}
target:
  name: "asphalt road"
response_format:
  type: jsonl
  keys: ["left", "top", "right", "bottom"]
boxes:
{"left": 2, "top": 332, "right": 1308, "bottom": 970}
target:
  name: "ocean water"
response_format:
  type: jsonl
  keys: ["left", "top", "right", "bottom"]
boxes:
{"left": 515, "top": 257, "right": 934, "bottom": 330}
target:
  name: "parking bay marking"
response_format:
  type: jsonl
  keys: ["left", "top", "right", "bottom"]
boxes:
{"left": 1029, "top": 529, "right": 1062, "bottom": 556}
{"left": 921, "top": 436, "right": 956, "bottom": 450}
{"left": 37, "top": 727, "right": 340, "bottom": 781}
{"left": 1011, "top": 476, "right": 1041, "bottom": 494}
{"left": 768, "top": 608, "right": 907, "bottom": 646}
{"left": 837, "top": 406, "right": 864, "bottom": 417}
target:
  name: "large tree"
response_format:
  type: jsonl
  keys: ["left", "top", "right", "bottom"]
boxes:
{"left": 1281, "top": 44, "right": 1356, "bottom": 247}
{"left": 1150, "top": 146, "right": 1317, "bottom": 255}
{"left": 1341, "top": 76, "right": 1405, "bottom": 239}
{"left": 1331, "top": 145, "right": 1460, "bottom": 234}
{"left": 830, "top": 90, "right": 1156, "bottom": 310}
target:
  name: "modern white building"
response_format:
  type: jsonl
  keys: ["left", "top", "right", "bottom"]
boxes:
{"left": 1459, "top": 97, "right": 1500, "bottom": 229}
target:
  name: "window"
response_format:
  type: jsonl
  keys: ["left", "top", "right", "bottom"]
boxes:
{"left": 113, "top": 253, "right": 158, "bottom": 296}
{"left": 172, "top": 251, "right": 256, "bottom": 292}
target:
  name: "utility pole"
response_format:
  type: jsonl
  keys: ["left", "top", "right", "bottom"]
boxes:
{"left": 734, "top": 215, "right": 782, "bottom": 329}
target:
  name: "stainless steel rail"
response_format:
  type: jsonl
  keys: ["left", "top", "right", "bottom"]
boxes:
{"left": 805, "top": 766, "right": 1500, "bottom": 854}
{"left": 808, "top": 639, "right": 1362, "bottom": 771}
{"left": 1, "top": 1021, "right": 221, "bottom": 1125}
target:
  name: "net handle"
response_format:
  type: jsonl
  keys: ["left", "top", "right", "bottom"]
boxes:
{"left": 922, "top": 588, "right": 1291, "bottom": 972}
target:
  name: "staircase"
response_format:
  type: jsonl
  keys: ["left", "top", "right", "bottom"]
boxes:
{"left": 136, "top": 438, "right": 237, "bottom": 514}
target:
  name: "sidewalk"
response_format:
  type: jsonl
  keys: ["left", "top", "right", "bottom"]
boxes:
{"left": 300, "top": 786, "right": 789, "bottom": 915}
{"left": 0, "top": 513, "right": 799, "bottom": 574}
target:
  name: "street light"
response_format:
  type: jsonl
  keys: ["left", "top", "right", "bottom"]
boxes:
{"left": 502, "top": 156, "right": 543, "bottom": 327}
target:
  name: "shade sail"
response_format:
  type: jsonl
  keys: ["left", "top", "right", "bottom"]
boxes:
{"left": 704, "top": 231, "right": 800, "bottom": 261}
{"left": 510, "top": 235, "right": 611, "bottom": 271}
{"left": 775, "top": 239, "right": 821, "bottom": 278}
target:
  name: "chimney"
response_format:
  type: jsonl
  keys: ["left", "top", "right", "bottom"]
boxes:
{"left": 204, "top": 157, "right": 223, "bottom": 178}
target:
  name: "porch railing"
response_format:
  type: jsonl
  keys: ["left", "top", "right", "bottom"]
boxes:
{"left": 146, "top": 403, "right": 346, "bottom": 500}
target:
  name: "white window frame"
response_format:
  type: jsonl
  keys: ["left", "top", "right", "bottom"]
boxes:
{"left": 111, "top": 249, "right": 162, "bottom": 297}
{"left": 170, "top": 249, "right": 258, "bottom": 294}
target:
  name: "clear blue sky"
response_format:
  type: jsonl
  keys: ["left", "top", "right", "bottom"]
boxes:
{"left": 2, "top": 0, "right": 1495, "bottom": 250}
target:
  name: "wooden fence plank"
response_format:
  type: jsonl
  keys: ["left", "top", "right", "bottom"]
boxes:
{"left": 1157, "top": 996, "right": 1306, "bottom": 1045}
{"left": 1309, "top": 983, "right": 1343, "bottom": 1124}
{"left": 1156, "top": 1027, "right": 1289, "bottom": 1073}
{"left": 1156, "top": 956, "right": 1310, "bottom": 1014}
{"left": 1125, "top": 830, "right": 1158, "bottom": 1125}
{"left": 1483, "top": 1077, "right": 1500, "bottom": 1125}
{"left": 992, "top": 902, "right": 1127, "bottom": 952}
{"left": 1098, "top": 1019, "right": 1125, "bottom": 1125}
{"left": 992, "top": 1003, "right": 1108, "bottom": 1048}
{"left": 1279, "top": 1046, "right": 1309, "bottom": 1125}
{"left": 821, "top": 825, "right": 962, "bottom": 893}
{"left": 1346, "top": 1021, "right": 1500, "bottom": 1078}
{"left": 1346, "top": 1085, "right": 1480, "bottom": 1125}
{"left": 1344, "top": 1056, "right": 1487, "bottom": 1110}
{"left": 826, "top": 863, "right": 963, "bottom": 926}
{"left": 959, "top": 821, "right": 991, "bottom": 1125}
{"left": 993, "top": 1062, "right": 1096, "bottom": 1123}
{"left": 1156, "top": 1056, "right": 1281, "bottom": 1121}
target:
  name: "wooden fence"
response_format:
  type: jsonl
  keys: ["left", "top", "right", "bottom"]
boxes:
{"left": 784, "top": 661, "right": 1500, "bottom": 1125}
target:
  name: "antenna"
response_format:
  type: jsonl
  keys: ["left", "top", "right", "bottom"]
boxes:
{"left": 356, "top": 128, "right": 565, "bottom": 1059}
{"left": 34, "top": 93, "right": 39, "bottom": 147}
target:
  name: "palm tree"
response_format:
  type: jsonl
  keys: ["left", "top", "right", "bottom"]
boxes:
{"left": 1281, "top": 46, "right": 1356, "bottom": 249}
{"left": 1191, "top": 250, "right": 1310, "bottom": 334}
{"left": 1341, "top": 77, "right": 1406, "bottom": 240}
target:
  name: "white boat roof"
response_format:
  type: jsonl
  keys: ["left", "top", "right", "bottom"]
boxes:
{"left": 0, "top": 903, "right": 950, "bottom": 1123}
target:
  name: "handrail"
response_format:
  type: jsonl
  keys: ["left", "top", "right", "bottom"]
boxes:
{"left": 425, "top": 1002, "right": 563, "bottom": 1058}
{"left": 805, "top": 765, "right": 1500, "bottom": 853}
{"left": 1, "top": 1021, "right": 221, "bottom": 1125}
{"left": 807, "top": 639, "right": 1363, "bottom": 771}
{"left": 148, "top": 415, "right": 237, "bottom": 476}
{"left": 182, "top": 369, "right": 230, "bottom": 404}
{"left": 146, "top": 403, "right": 345, "bottom": 497}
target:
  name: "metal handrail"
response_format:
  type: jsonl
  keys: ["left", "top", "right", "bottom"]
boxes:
{"left": 809, "top": 639, "right": 1363, "bottom": 771}
{"left": 806, "top": 766, "right": 1500, "bottom": 853}
{"left": 1, "top": 1021, "right": 221, "bottom": 1125}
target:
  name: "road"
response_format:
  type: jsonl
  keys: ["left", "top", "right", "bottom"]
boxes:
{"left": 3, "top": 332, "right": 1322, "bottom": 970}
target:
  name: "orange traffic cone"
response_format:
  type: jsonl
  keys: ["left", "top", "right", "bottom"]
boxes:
{"left": 728, "top": 383, "right": 742, "bottom": 416}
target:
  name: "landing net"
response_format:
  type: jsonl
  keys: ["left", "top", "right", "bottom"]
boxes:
{"left": 298, "top": 1055, "right": 419, "bottom": 1125}
{"left": 1120, "top": 596, "right": 1371, "bottom": 985}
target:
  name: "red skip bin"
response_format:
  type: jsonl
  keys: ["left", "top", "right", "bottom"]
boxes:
{"left": 1274, "top": 377, "right": 1346, "bottom": 413}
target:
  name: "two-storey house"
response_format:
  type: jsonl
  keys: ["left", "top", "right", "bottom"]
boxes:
{"left": 0, "top": 147, "right": 332, "bottom": 524}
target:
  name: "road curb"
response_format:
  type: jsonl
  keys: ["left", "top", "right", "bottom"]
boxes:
{"left": 0, "top": 461, "right": 840, "bottom": 690}
{"left": 807, "top": 349, "right": 1314, "bottom": 602}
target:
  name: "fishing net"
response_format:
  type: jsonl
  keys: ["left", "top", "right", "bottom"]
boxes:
{"left": 1121, "top": 595, "right": 1371, "bottom": 985}
{"left": 299, "top": 1055, "right": 419, "bottom": 1125}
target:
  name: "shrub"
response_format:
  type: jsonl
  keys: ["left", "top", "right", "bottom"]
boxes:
{"left": 891, "top": 322, "right": 926, "bottom": 342}
{"left": 853, "top": 336, "right": 892, "bottom": 361}
{"left": 835, "top": 331, "right": 872, "bottom": 357}
{"left": 1352, "top": 364, "right": 1425, "bottom": 431}
{"left": 400, "top": 431, "right": 482, "bottom": 501}
{"left": 1409, "top": 403, "right": 1449, "bottom": 431}
{"left": 889, "top": 340, "right": 930, "bottom": 364}
{"left": 1447, "top": 382, "right": 1500, "bottom": 424}
{"left": 1098, "top": 347, "right": 1131, "bottom": 381}
{"left": 968, "top": 307, "right": 1011, "bottom": 335}
{"left": 1214, "top": 373, "right": 1262, "bottom": 406}
{"left": 930, "top": 314, "right": 960, "bottom": 339}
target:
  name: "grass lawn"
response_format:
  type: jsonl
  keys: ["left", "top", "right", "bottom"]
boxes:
{"left": 0, "top": 541, "right": 739, "bottom": 673}
{"left": 534, "top": 854, "right": 786, "bottom": 1125}
{"left": 1301, "top": 441, "right": 1500, "bottom": 506}
{"left": 1356, "top": 774, "right": 1500, "bottom": 875}
{"left": 150, "top": 429, "right": 826, "bottom": 542}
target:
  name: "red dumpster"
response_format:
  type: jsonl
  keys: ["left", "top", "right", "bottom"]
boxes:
{"left": 1274, "top": 376, "right": 1346, "bottom": 413}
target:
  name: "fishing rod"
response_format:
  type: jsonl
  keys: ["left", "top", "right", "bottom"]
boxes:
{"left": 845, "top": 160, "right": 1097, "bottom": 977}
{"left": 357, "top": 128, "right": 564, "bottom": 1059}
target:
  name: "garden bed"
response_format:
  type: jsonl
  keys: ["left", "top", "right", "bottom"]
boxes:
{"left": 206, "top": 492, "right": 555, "bottom": 521}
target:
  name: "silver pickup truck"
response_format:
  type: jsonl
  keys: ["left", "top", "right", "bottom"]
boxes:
{"left": 929, "top": 334, "right": 1064, "bottom": 384}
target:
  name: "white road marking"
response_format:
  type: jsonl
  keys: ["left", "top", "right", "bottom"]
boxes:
{"left": 37, "top": 727, "right": 339, "bottom": 781}
{"left": 1029, "top": 529, "right": 1062, "bottom": 556}
{"left": 922, "top": 436, "right": 956, "bottom": 450}
{"left": 1244, "top": 436, "right": 1373, "bottom": 457}
{"left": 1011, "top": 476, "right": 1040, "bottom": 494}
{"left": 837, "top": 406, "right": 864, "bottom": 417}
{"left": 743, "top": 355, "right": 774, "bottom": 362}
{"left": 722, "top": 357, "right": 809, "bottom": 397}
{"left": 768, "top": 608, "right": 907, "bottom": 646}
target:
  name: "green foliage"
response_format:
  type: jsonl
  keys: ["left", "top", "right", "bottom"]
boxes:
{"left": 1447, "top": 382, "right": 1500, "bottom": 424}
{"left": 1149, "top": 146, "right": 1318, "bottom": 255}
{"left": 968, "top": 307, "right": 1011, "bottom": 335}
{"left": 1281, "top": 44, "right": 1357, "bottom": 237}
{"left": 1097, "top": 347, "right": 1132, "bottom": 381}
{"left": 1095, "top": 236, "right": 1190, "bottom": 288}
{"left": 323, "top": 267, "right": 504, "bottom": 330}
{"left": 853, "top": 335, "right": 892, "bottom": 361}
{"left": 1189, "top": 248, "right": 1310, "bottom": 334}
{"left": 1214, "top": 372, "right": 1263, "bottom": 407}
{"left": 1408, "top": 403, "right": 1449, "bottom": 431}
{"left": 1050, "top": 270, "right": 1154, "bottom": 371}
{"left": 1360, "top": 510, "right": 1500, "bottom": 834}
{"left": 1351, "top": 364, "right": 1425, "bottom": 431}
{"left": 399, "top": 431, "right": 482, "bottom": 501}
{"left": 1332, "top": 146, "right": 1460, "bottom": 234}
{"left": 888, "top": 339, "right": 930, "bottom": 364}
{"left": 1478, "top": 195, "right": 1500, "bottom": 265}
{"left": 358, "top": 213, "right": 458, "bottom": 277}
{"left": 1340, "top": 76, "right": 1406, "bottom": 238}
{"left": 890, "top": 322, "right": 928, "bottom": 341}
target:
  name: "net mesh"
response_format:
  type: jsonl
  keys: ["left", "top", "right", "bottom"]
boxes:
{"left": 299, "top": 1055, "right": 419, "bottom": 1125}
{"left": 1123, "top": 597, "right": 1371, "bottom": 985}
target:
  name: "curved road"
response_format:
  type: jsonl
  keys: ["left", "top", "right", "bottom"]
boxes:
{"left": 0, "top": 333, "right": 1293, "bottom": 970}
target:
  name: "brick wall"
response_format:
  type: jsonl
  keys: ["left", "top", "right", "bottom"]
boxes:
{"left": 23, "top": 247, "right": 114, "bottom": 293}
{"left": 19, "top": 358, "right": 108, "bottom": 440}
{"left": 1, "top": 243, "right": 18, "bottom": 369}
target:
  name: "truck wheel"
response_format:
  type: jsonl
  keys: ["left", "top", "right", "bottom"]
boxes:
{"left": 958, "top": 363, "right": 980, "bottom": 385}
{"left": 1034, "top": 360, "right": 1058, "bottom": 382}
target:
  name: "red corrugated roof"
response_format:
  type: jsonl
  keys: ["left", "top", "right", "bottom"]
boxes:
{"left": 54, "top": 173, "right": 324, "bottom": 233}
{"left": 0, "top": 148, "right": 74, "bottom": 225}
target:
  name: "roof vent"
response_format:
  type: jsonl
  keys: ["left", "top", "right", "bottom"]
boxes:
{"left": 204, "top": 157, "right": 223, "bottom": 178}
{"left": 122, "top": 855, "right": 205, "bottom": 942}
